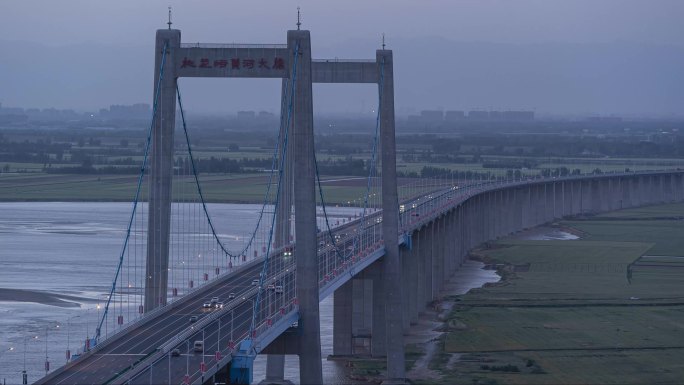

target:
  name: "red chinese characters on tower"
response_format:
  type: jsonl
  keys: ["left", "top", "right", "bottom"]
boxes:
{"left": 273, "top": 57, "right": 285, "bottom": 70}
{"left": 242, "top": 59, "right": 255, "bottom": 69}
{"left": 181, "top": 57, "right": 196, "bottom": 68}
{"left": 181, "top": 56, "right": 286, "bottom": 71}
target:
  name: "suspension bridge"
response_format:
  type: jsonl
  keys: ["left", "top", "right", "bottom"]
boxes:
{"left": 27, "top": 25, "right": 684, "bottom": 385}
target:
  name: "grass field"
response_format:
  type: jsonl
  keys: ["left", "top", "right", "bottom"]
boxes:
{"left": 427, "top": 203, "right": 684, "bottom": 385}
{"left": 0, "top": 172, "right": 385, "bottom": 204}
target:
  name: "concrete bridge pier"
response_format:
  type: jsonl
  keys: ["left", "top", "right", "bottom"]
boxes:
{"left": 663, "top": 174, "right": 674, "bottom": 202}
{"left": 622, "top": 177, "right": 633, "bottom": 209}
{"left": 601, "top": 179, "right": 612, "bottom": 212}
{"left": 589, "top": 180, "right": 601, "bottom": 214}
{"left": 608, "top": 178, "right": 619, "bottom": 211}
{"left": 462, "top": 203, "right": 470, "bottom": 263}
{"left": 647, "top": 175, "right": 657, "bottom": 204}
{"left": 507, "top": 189, "right": 517, "bottom": 235}
{"left": 675, "top": 174, "right": 684, "bottom": 201}
{"left": 632, "top": 176, "right": 641, "bottom": 206}
{"left": 640, "top": 176, "right": 650, "bottom": 205}
{"left": 430, "top": 220, "right": 440, "bottom": 303}
{"left": 519, "top": 187, "right": 530, "bottom": 229}
{"left": 549, "top": 183, "right": 558, "bottom": 221}
{"left": 332, "top": 266, "right": 383, "bottom": 358}
{"left": 426, "top": 222, "right": 436, "bottom": 305}
{"left": 490, "top": 191, "right": 499, "bottom": 239}
{"left": 562, "top": 181, "right": 571, "bottom": 217}
{"left": 476, "top": 195, "right": 485, "bottom": 244}
{"left": 439, "top": 217, "right": 448, "bottom": 289}
{"left": 368, "top": 260, "right": 387, "bottom": 357}
{"left": 332, "top": 280, "right": 353, "bottom": 356}
{"left": 400, "top": 243, "right": 412, "bottom": 331}
{"left": 495, "top": 190, "right": 504, "bottom": 237}
{"left": 552, "top": 182, "right": 561, "bottom": 220}
{"left": 409, "top": 232, "right": 420, "bottom": 324}
{"left": 532, "top": 185, "right": 542, "bottom": 225}
{"left": 451, "top": 207, "right": 461, "bottom": 272}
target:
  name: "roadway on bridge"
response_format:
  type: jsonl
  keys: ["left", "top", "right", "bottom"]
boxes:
{"left": 36, "top": 184, "right": 454, "bottom": 385}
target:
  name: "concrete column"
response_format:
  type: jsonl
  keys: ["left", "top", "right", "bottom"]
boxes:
{"left": 145, "top": 29, "right": 180, "bottom": 313}
{"left": 438, "top": 218, "right": 446, "bottom": 289}
{"left": 506, "top": 189, "right": 515, "bottom": 235}
{"left": 409, "top": 232, "right": 419, "bottom": 324}
{"left": 580, "top": 180, "right": 589, "bottom": 214}
{"left": 426, "top": 222, "right": 435, "bottom": 303}
{"left": 448, "top": 208, "right": 458, "bottom": 275}
{"left": 417, "top": 226, "right": 427, "bottom": 311}
{"left": 377, "top": 49, "right": 406, "bottom": 383}
{"left": 289, "top": 30, "right": 323, "bottom": 385}
{"left": 546, "top": 183, "right": 554, "bottom": 222}
{"left": 369, "top": 261, "right": 386, "bottom": 357}
{"left": 590, "top": 180, "right": 601, "bottom": 213}
{"left": 400, "top": 247, "right": 411, "bottom": 332}
{"left": 264, "top": 78, "right": 293, "bottom": 385}
{"left": 562, "top": 181, "right": 570, "bottom": 217}
{"left": 332, "top": 280, "right": 353, "bottom": 356}
{"left": 640, "top": 176, "right": 648, "bottom": 205}
{"left": 459, "top": 205, "right": 465, "bottom": 261}
{"left": 351, "top": 276, "right": 373, "bottom": 354}
{"left": 624, "top": 176, "right": 631, "bottom": 208}
{"left": 521, "top": 187, "right": 532, "bottom": 228}
{"left": 431, "top": 220, "right": 439, "bottom": 299}
{"left": 499, "top": 189, "right": 506, "bottom": 237}
{"left": 675, "top": 174, "right": 684, "bottom": 201}
{"left": 664, "top": 175, "right": 673, "bottom": 202}
{"left": 600, "top": 179, "right": 610, "bottom": 212}
{"left": 536, "top": 185, "right": 543, "bottom": 224}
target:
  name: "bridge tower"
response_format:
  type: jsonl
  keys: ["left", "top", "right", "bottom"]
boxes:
{"left": 144, "top": 26, "right": 405, "bottom": 384}
{"left": 145, "top": 26, "right": 327, "bottom": 384}
{"left": 145, "top": 28, "right": 180, "bottom": 313}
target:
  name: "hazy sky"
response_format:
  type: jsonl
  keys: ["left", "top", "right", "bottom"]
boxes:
{"left": 1, "top": 1, "right": 683, "bottom": 116}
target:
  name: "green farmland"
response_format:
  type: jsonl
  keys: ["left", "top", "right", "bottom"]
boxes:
{"left": 425, "top": 203, "right": 684, "bottom": 385}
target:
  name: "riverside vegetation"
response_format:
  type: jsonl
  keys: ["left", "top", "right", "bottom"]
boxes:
{"left": 415, "top": 203, "right": 684, "bottom": 385}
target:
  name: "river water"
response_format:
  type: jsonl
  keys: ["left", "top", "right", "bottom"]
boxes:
{"left": 0, "top": 202, "right": 365, "bottom": 384}
{"left": 0, "top": 202, "right": 499, "bottom": 384}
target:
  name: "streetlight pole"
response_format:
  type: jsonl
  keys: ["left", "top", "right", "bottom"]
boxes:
{"left": 185, "top": 340, "right": 190, "bottom": 385}
{"left": 44, "top": 327, "right": 49, "bottom": 376}
{"left": 23, "top": 335, "right": 36, "bottom": 385}
{"left": 96, "top": 304, "right": 101, "bottom": 339}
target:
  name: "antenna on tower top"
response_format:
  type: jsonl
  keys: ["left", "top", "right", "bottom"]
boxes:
{"left": 296, "top": 7, "right": 301, "bottom": 30}
{"left": 382, "top": 33, "right": 386, "bottom": 50}
{"left": 167, "top": 6, "right": 172, "bottom": 29}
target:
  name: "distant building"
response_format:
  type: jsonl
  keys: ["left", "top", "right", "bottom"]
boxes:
{"left": 100, "top": 103, "right": 151, "bottom": 119}
{"left": 586, "top": 116, "right": 622, "bottom": 124}
{"left": 237, "top": 111, "right": 256, "bottom": 120}
{"left": 467, "top": 110, "right": 534, "bottom": 121}
{"left": 468, "top": 110, "right": 489, "bottom": 120}
{"left": 444, "top": 110, "right": 465, "bottom": 121}
{"left": 420, "top": 110, "right": 444, "bottom": 123}
{"left": 502, "top": 110, "right": 534, "bottom": 121}
{"left": 0, "top": 103, "right": 28, "bottom": 124}
{"left": 489, "top": 111, "right": 503, "bottom": 120}
{"left": 257, "top": 111, "right": 276, "bottom": 120}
